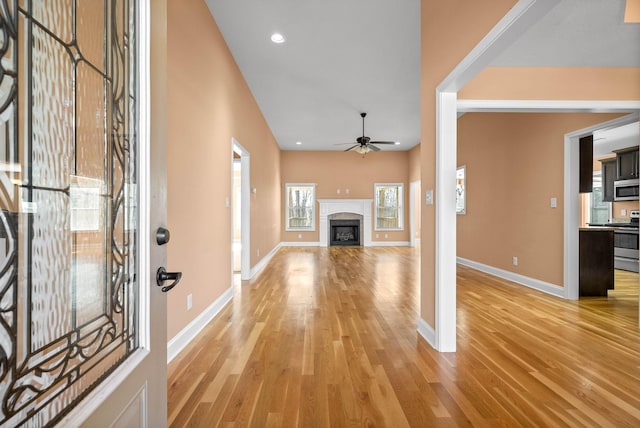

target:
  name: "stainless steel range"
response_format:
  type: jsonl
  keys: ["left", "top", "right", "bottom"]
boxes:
{"left": 606, "top": 210, "right": 639, "bottom": 272}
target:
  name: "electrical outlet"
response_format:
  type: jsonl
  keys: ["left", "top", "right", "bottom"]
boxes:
{"left": 621, "top": 209, "right": 627, "bottom": 216}
{"left": 384, "top": 233, "right": 388, "bottom": 238}
{"left": 513, "top": 256, "right": 518, "bottom": 266}
{"left": 298, "top": 234, "right": 302, "bottom": 239}
{"left": 376, "top": 233, "right": 379, "bottom": 238}
{"left": 337, "top": 189, "right": 341, "bottom": 194}
{"left": 187, "top": 294, "right": 193, "bottom": 310}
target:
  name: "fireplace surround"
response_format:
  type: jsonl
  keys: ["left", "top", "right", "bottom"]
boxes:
{"left": 318, "top": 199, "right": 373, "bottom": 247}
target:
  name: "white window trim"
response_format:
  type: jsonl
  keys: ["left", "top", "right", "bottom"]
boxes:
{"left": 374, "top": 182, "right": 404, "bottom": 231}
{"left": 285, "top": 183, "right": 316, "bottom": 231}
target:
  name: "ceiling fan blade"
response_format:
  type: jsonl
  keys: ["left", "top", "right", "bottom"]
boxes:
{"left": 334, "top": 142, "right": 357, "bottom": 146}
{"left": 344, "top": 145, "right": 359, "bottom": 152}
{"left": 370, "top": 141, "right": 396, "bottom": 145}
{"left": 367, "top": 143, "right": 381, "bottom": 152}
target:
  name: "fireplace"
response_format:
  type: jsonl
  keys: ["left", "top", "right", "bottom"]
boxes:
{"left": 330, "top": 219, "right": 361, "bottom": 246}
{"left": 318, "top": 199, "right": 372, "bottom": 247}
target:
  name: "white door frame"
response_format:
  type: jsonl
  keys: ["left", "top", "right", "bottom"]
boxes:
{"left": 429, "top": 0, "right": 561, "bottom": 353}
{"left": 232, "top": 139, "right": 251, "bottom": 280}
{"left": 409, "top": 180, "right": 420, "bottom": 247}
{"left": 429, "top": 0, "right": 640, "bottom": 352}
{"left": 562, "top": 113, "right": 640, "bottom": 300}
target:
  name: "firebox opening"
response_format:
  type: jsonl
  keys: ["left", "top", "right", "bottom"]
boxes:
{"left": 330, "top": 219, "right": 361, "bottom": 246}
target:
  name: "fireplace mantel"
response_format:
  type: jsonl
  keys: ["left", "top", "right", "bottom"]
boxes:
{"left": 318, "top": 199, "right": 373, "bottom": 247}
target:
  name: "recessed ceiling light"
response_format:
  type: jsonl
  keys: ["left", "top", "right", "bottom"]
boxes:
{"left": 271, "top": 33, "right": 285, "bottom": 44}
{"left": 295, "top": 141, "right": 302, "bottom": 145}
{"left": 394, "top": 141, "right": 401, "bottom": 145}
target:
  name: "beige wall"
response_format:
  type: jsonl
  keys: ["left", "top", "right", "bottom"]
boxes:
{"left": 457, "top": 113, "right": 622, "bottom": 286}
{"left": 459, "top": 67, "right": 640, "bottom": 100}
{"left": 421, "top": 0, "right": 518, "bottom": 326}
{"left": 280, "top": 151, "right": 411, "bottom": 243}
{"left": 613, "top": 200, "right": 640, "bottom": 219}
{"left": 166, "top": 0, "right": 281, "bottom": 340}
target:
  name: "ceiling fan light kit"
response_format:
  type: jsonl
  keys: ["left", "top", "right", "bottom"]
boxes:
{"left": 341, "top": 112, "right": 397, "bottom": 156}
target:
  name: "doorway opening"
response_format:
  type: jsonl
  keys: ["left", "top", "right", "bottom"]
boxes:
{"left": 232, "top": 139, "right": 251, "bottom": 280}
{"left": 566, "top": 114, "right": 639, "bottom": 315}
{"left": 232, "top": 155, "right": 241, "bottom": 272}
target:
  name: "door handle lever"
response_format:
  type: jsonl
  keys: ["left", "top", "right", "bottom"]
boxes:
{"left": 156, "top": 267, "right": 182, "bottom": 292}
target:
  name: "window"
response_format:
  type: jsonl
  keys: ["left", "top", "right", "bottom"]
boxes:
{"left": 286, "top": 183, "right": 316, "bottom": 231}
{"left": 590, "top": 171, "right": 611, "bottom": 224}
{"left": 375, "top": 183, "right": 404, "bottom": 230}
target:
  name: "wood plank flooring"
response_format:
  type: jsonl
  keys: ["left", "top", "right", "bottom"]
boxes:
{"left": 167, "top": 247, "right": 640, "bottom": 427}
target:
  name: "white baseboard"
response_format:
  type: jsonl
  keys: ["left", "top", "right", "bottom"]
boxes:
{"left": 167, "top": 286, "right": 233, "bottom": 363}
{"left": 279, "top": 241, "right": 411, "bottom": 248}
{"left": 457, "top": 257, "right": 565, "bottom": 298}
{"left": 417, "top": 318, "right": 437, "bottom": 349}
{"left": 250, "top": 243, "right": 282, "bottom": 279}
{"left": 280, "top": 241, "right": 321, "bottom": 247}
{"left": 370, "top": 241, "right": 411, "bottom": 247}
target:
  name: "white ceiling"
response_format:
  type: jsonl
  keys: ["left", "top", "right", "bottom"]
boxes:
{"left": 493, "top": 0, "right": 640, "bottom": 67}
{"left": 593, "top": 121, "right": 640, "bottom": 158}
{"left": 205, "top": 0, "right": 640, "bottom": 151}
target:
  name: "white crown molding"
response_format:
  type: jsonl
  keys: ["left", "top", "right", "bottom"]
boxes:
{"left": 457, "top": 99, "right": 640, "bottom": 113}
{"left": 167, "top": 286, "right": 233, "bottom": 363}
{"left": 457, "top": 257, "right": 565, "bottom": 298}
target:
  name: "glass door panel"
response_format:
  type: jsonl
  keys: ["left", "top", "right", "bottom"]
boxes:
{"left": 0, "top": 1, "right": 139, "bottom": 425}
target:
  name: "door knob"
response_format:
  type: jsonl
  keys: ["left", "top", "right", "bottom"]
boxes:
{"left": 156, "top": 267, "right": 182, "bottom": 292}
{"left": 156, "top": 227, "right": 171, "bottom": 245}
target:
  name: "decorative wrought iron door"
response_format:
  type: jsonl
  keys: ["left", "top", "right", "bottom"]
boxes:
{"left": 0, "top": 1, "right": 138, "bottom": 425}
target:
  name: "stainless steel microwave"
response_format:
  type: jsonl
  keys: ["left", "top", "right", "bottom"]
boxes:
{"left": 614, "top": 179, "right": 640, "bottom": 201}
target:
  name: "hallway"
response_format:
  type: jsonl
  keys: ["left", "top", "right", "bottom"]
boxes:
{"left": 168, "top": 247, "right": 640, "bottom": 426}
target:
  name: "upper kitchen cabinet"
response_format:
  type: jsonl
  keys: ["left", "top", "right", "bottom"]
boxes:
{"left": 579, "top": 135, "right": 593, "bottom": 193}
{"left": 614, "top": 146, "right": 639, "bottom": 180}
{"left": 600, "top": 158, "right": 616, "bottom": 202}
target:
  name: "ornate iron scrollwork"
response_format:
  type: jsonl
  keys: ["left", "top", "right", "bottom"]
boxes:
{"left": 0, "top": 1, "right": 139, "bottom": 425}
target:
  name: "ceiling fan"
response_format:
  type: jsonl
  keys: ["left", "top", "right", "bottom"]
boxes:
{"left": 339, "top": 113, "right": 397, "bottom": 155}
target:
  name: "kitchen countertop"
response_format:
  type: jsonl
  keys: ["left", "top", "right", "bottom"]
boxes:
{"left": 580, "top": 226, "right": 615, "bottom": 231}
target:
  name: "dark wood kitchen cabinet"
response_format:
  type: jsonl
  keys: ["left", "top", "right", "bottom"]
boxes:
{"left": 579, "top": 229, "right": 614, "bottom": 297}
{"left": 600, "top": 158, "right": 616, "bottom": 202}
{"left": 615, "top": 146, "right": 639, "bottom": 180}
{"left": 579, "top": 135, "right": 593, "bottom": 193}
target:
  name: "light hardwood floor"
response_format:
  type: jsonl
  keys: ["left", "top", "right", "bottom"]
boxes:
{"left": 168, "top": 247, "right": 640, "bottom": 427}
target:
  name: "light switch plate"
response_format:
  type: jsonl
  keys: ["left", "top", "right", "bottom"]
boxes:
{"left": 425, "top": 190, "right": 433, "bottom": 205}
{"left": 550, "top": 197, "right": 557, "bottom": 208}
